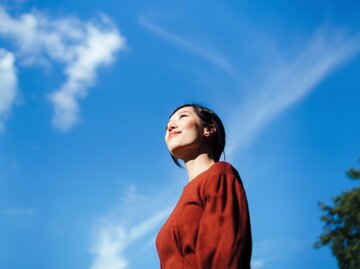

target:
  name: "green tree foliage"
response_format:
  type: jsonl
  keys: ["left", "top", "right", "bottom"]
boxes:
{"left": 314, "top": 159, "right": 360, "bottom": 269}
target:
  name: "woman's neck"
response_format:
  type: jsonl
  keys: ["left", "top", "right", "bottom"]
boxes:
{"left": 185, "top": 154, "right": 216, "bottom": 181}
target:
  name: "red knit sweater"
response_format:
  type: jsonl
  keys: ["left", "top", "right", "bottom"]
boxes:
{"left": 156, "top": 162, "right": 252, "bottom": 269}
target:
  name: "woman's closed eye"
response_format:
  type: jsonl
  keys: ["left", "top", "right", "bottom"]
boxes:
{"left": 179, "top": 114, "right": 188, "bottom": 119}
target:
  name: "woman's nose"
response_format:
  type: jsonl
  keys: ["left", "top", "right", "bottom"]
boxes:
{"left": 167, "top": 121, "right": 177, "bottom": 132}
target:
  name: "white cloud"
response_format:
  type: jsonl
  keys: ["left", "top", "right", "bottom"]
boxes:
{"left": 0, "top": 48, "right": 17, "bottom": 133}
{"left": 48, "top": 21, "right": 124, "bottom": 130}
{"left": 90, "top": 185, "right": 173, "bottom": 269}
{"left": 90, "top": 224, "right": 128, "bottom": 269}
{"left": 226, "top": 27, "right": 360, "bottom": 155}
{"left": 90, "top": 208, "right": 171, "bottom": 269}
{"left": 0, "top": 7, "right": 125, "bottom": 131}
{"left": 139, "top": 16, "right": 238, "bottom": 78}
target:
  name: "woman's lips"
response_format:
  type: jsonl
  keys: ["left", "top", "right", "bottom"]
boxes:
{"left": 168, "top": 131, "right": 181, "bottom": 139}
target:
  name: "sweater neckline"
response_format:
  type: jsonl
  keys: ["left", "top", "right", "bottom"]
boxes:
{"left": 183, "top": 161, "right": 225, "bottom": 189}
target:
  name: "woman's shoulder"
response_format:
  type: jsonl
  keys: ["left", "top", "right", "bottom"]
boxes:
{"left": 186, "top": 161, "right": 240, "bottom": 189}
{"left": 203, "top": 161, "right": 245, "bottom": 194}
{"left": 209, "top": 161, "right": 239, "bottom": 176}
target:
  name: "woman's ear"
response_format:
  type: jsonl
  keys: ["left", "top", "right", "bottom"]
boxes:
{"left": 203, "top": 124, "right": 217, "bottom": 137}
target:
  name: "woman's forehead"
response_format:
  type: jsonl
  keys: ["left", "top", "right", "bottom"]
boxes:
{"left": 169, "top": 106, "right": 195, "bottom": 119}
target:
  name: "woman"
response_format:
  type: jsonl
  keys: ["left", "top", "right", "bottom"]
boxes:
{"left": 156, "top": 104, "right": 252, "bottom": 269}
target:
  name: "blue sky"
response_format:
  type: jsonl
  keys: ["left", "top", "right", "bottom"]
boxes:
{"left": 1, "top": 0, "right": 360, "bottom": 268}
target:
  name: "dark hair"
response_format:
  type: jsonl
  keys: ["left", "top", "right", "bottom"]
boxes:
{"left": 168, "top": 103, "right": 226, "bottom": 168}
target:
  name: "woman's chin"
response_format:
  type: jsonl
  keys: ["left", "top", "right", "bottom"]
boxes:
{"left": 171, "top": 150, "right": 200, "bottom": 163}
{"left": 169, "top": 147, "right": 188, "bottom": 161}
{"left": 168, "top": 142, "right": 203, "bottom": 161}
{"left": 169, "top": 150, "right": 183, "bottom": 160}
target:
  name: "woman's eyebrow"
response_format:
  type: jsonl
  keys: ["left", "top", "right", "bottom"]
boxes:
{"left": 166, "top": 111, "right": 192, "bottom": 130}
{"left": 178, "top": 111, "right": 191, "bottom": 116}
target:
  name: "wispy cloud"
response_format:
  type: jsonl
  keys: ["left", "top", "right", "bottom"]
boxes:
{"left": 90, "top": 185, "right": 173, "bottom": 269}
{"left": 139, "top": 15, "right": 238, "bottom": 78}
{"left": 0, "top": 6, "right": 125, "bottom": 131}
{"left": 139, "top": 16, "right": 360, "bottom": 154}
{"left": 226, "top": 27, "right": 360, "bottom": 155}
{"left": 0, "top": 48, "right": 17, "bottom": 133}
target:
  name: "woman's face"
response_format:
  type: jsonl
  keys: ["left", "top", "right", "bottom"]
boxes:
{"left": 165, "top": 106, "right": 206, "bottom": 161}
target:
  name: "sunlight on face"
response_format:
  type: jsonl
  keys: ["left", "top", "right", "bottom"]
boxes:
{"left": 165, "top": 107, "right": 205, "bottom": 160}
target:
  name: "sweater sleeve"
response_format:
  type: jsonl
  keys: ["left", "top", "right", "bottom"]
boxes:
{"left": 195, "top": 170, "right": 252, "bottom": 269}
